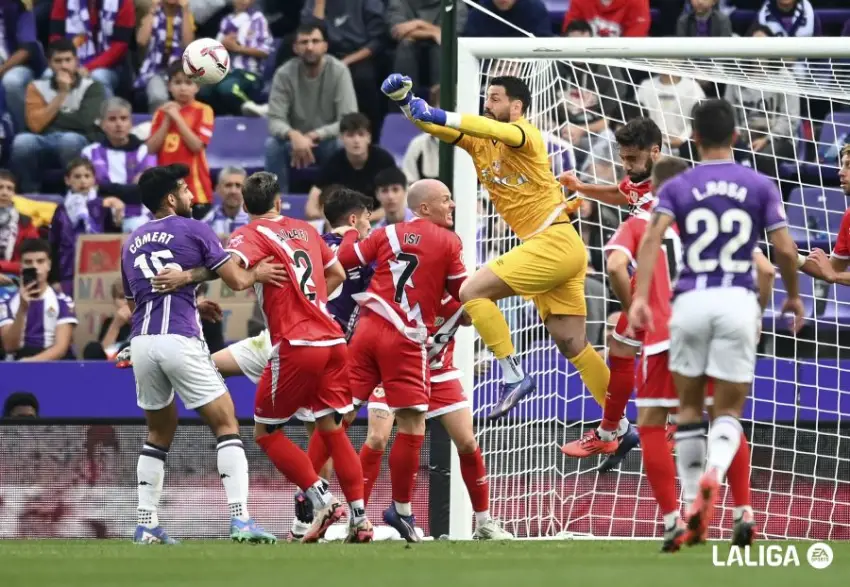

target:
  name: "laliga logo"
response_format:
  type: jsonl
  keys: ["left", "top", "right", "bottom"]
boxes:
{"left": 712, "top": 542, "right": 833, "bottom": 569}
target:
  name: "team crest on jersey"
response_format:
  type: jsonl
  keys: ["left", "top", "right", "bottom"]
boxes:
{"left": 434, "top": 317, "right": 445, "bottom": 327}
{"left": 492, "top": 160, "right": 501, "bottom": 174}
{"left": 373, "top": 387, "right": 385, "bottom": 399}
{"left": 228, "top": 234, "right": 244, "bottom": 248}
{"left": 46, "top": 305, "right": 57, "bottom": 318}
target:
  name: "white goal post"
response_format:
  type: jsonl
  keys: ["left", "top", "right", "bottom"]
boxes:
{"left": 450, "top": 36, "right": 850, "bottom": 540}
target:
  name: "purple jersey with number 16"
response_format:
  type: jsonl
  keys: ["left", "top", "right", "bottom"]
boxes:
{"left": 654, "top": 161, "right": 786, "bottom": 295}
{"left": 121, "top": 215, "right": 230, "bottom": 339}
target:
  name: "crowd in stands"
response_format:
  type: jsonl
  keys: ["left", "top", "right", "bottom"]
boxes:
{"left": 1, "top": 0, "right": 850, "bottom": 362}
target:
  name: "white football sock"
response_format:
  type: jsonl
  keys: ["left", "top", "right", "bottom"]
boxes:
{"left": 733, "top": 505, "right": 753, "bottom": 522}
{"left": 349, "top": 499, "right": 366, "bottom": 524}
{"left": 394, "top": 501, "right": 412, "bottom": 516}
{"left": 498, "top": 355, "right": 525, "bottom": 384}
{"left": 475, "top": 510, "right": 492, "bottom": 526}
{"left": 675, "top": 423, "right": 706, "bottom": 508}
{"left": 137, "top": 443, "right": 167, "bottom": 528}
{"left": 706, "top": 416, "right": 743, "bottom": 482}
{"left": 306, "top": 480, "right": 333, "bottom": 510}
{"left": 217, "top": 435, "right": 250, "bottom": 521}
{"left": 662, "top": 511, "right": 681, "bottom": 532}
{"left": 617, "top": 417, "right": 631, "bottom": 437}
{"left": 596, "top": 427, "right": 617, "bottom": 442}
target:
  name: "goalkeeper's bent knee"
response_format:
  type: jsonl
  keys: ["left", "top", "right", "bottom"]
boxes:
{"left": 569, "top": 343, "right": 610, "bottom": 407}
{"left": 462, "top": 298, "right": 515, "bottom": 360}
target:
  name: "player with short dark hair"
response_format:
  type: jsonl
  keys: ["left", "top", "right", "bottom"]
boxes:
{"left": 384, "top": 71, "right": 610, "bottom": 424}
{"left": 225, "top": 172, "right": 375, "bottom": 544}
{"left": 629, "top": 98, "right": 803, "bottom": 546}
{"left": 122, "top": 164, "right": 284, "bottom": 545}
{"left": 335, "top": 178, "right": 467, "bottom": 542}
{"left": 560, "top": 117, "right": 665, "bottom": 465}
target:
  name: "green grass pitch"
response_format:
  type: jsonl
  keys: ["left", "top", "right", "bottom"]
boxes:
{"left": 0, "top": 540, "right": 846, "bottom": 587}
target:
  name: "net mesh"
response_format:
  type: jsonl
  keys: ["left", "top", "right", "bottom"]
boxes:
{"left": 470, "top": 55, "right": 850, "bottom": 540}
{"left": 0, "top": 422, "right": 430, "bottom": 539}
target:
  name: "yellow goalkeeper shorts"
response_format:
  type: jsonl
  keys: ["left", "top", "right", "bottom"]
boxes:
{"left": 488, "top": 221, "right": 588, "bottom": 321}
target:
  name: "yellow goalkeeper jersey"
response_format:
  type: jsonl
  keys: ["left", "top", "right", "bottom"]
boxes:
{"left": 456, "top": 117, "right": 569, "bottom": 241}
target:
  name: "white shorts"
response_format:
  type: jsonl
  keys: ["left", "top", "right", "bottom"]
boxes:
{"left": 225, "top": 330, "right": 315, "bottom": 423}
{"left": 668, "top": 287, "right": 760, "bottom": 384}
{"left": 227, "top": 330, "right": 272, "bottom": 384}
{"left": 131, "top": 334, "right": 228, "bottom": 411}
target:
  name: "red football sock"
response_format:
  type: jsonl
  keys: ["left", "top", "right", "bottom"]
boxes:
{"left": 318, "top": 426, "right": 363, "bottom": 503}
{"left": 389, "top": 432, "right": 423, "bottom": 504}
{"left": 639, "top": 425, "right": 679, "bottom": 515}
{"left": 726, "top": 432, "right": 751, "bottom": 507}
{"left": 458, "top": 448, "right": 489, "bottom": 513}
{"left": 600, "top": 355, "right": 635, "bottom": 432}
{"left": 307, "top": 419, "right": 350, "bottom": 475}
{"left": 359, "top": 444, "right": 384, "bottom": 506}
{"left": 256, "top": 430, "right": 319, "bottom": 491}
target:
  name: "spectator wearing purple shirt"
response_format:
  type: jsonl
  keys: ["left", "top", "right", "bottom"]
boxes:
{"left": 48, "top": 157, "right": 125, "bottom": 294}
{"left": 0, "top": 0, "right": 43, "bottom": 133}
{"left": 676, "top": 0, "right": 732, "bottom": 37}
{"left": 757, "top": 0, "right": 820, "bottom": 39}
{"left": 198, "top": 0, "right": 272, "bottom": 116}
{"left": 0, "top": 238, "right": 77, "bottom": 361}
{"left": 135, "top": 0, "right": 195, "bottom": 112}
{"left": 82, "top": 98, "right": 158, "bottom": 205}
{"left": 201, "top": 165, "right": 250, "bottom": 236}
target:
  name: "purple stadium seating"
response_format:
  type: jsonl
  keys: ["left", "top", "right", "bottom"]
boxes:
{"left": 786, "top": 186, "right": 845, "bottom": 250}
{"left": 22, "top": 193, "right": 64, "bottom": 205}
{"left": 763, "top": 273, "right": 816, "bottom": 330}
{"left": 822, "top": 282, "right": 850, "bottom": 325}
{"left": 206, "top": 116, "right": 268, "bottom": 174}
{"left": 132, "top": 114, "right": 152, "bottom": 127}
{"left": 281, "top": 194, "right": 309, "bottom": 220}
{"left": 379, "top": 114, "right": 419, "bottom": 162}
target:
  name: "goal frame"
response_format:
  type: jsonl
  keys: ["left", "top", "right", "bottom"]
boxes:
{"left": 448, "top": 35, "right": 850, "bottom": 540}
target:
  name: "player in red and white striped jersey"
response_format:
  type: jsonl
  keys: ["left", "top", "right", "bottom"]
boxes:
{"left": 558, "top": 118, "right": 663, "bottom": 466}
{"left": 336, "top": 179, "right": 467, "bottom": 542}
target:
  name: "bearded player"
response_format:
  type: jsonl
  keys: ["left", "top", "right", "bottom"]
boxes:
{"left": 382, "top": 74, "right": 610, "bottom": 422}
{"left": 629, "top": 99, "right": 804, "bottom": 545}
{"left": 800, "top": 144, "right": 850, "bottom": 284}
{"left": 559, "top": 118, "right": 662, "bottom": 467}
{"left": 335, "top": 179, "right": 467, "bottom": 542}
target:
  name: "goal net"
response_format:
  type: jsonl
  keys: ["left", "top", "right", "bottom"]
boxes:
{"left": 451, "top": 36, "right": 850, "bottom": 541}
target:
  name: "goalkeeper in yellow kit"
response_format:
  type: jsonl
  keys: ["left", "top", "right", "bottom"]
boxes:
{"left": 381, "top": 73, "right": 611, "bottom": 420}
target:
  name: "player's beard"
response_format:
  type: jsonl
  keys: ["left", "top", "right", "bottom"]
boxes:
{"left": 177, "top": 203, "right": 193, "bottom": 218}
{"left": 629, "top": 163, "right": 652, "bottom": 184}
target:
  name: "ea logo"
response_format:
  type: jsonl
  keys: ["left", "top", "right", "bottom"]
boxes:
{"left": 806, "top": 542, "right": 833, "bottom": 570}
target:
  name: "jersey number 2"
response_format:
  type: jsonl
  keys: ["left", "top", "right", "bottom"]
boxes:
{"left": 134, "top": 250, "right": 182, "bottom": 279}
{"left": 292, "top": 250, "right": 316, "bottom": 301}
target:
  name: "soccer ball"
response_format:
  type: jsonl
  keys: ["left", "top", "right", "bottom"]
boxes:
{"left": 182, "top": 38, "right": 230, "bottom": 85}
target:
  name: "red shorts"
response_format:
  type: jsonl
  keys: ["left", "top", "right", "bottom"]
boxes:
{"left": 636, "top": 352, "right": 716, "bottom": 409}
{"left": 348, "top": 312, "right": 429, "bottom": 412}
{"left": 254, "top": 340, "right": 352, "bottom": 425}
{"left": 612, "top": 311, "right": 644, "bottom": 347}
{"left": 367, "top": 376, "right": 468, "bottom": 420}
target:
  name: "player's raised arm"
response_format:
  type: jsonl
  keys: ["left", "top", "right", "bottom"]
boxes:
{"left": 337, "top": 226, "right": 380, "bottom": 269}
{"left": 753, "top": 249, "right": 776, "bottom": 312}
{"left": 630, "top": 211, "right": 674, "bottom": 331}
{"left": 318, "top": 226, "right": 346, "bottom": 292}
{"left": 381, "top": 75, "right": 464, "bottom": 144}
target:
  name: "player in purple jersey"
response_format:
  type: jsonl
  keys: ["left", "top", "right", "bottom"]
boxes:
{"left": 121, "top": 164, "right": 286, "bottom": 545}
{"left": 628, "top": 99, "right": 804, "bottom": 549}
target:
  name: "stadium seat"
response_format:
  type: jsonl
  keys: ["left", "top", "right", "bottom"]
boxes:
{"left": 379, "top": 114, "right": 420, "bottom": 163}
{"left": 281, "top": 194, "right": 309, "bottom": 220}
{"left": 785, "top": 187, "right": 844, "bottom": 251}
{"left": 763, "top": 273, "right": 816, "bottom": 331}
{"left": 132, "top": 114, "right": 152, "bottom": 126}
{"left": 23, "top": 193, "right": 65, "bottom": 205}
{"left": 207, "top": 117, "right": 268, "bottom": 175}
{"left": 821, "top": 282, "right": 850, "bottom": 326}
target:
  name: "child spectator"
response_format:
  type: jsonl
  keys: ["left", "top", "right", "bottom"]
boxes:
{"left": 0, "top": 238, "right": 77, "bottom": 361}
{"left": 48, "top": 0, "right": 137, "bottom": 99}
{"left": 676, "top": 0, "right": 733, "bottom": 37}
{"left": 135, "top": 0, "right": 195, "bottom": 112}
{"left": 48, "top": 157, "right": 124, "bottom": 293}
{"left": 146, "top": 60, "right": 215, "bottom": 218}
{"left": 82, "top": 98, "right": 157, "bottom": 204}
{"left": 0, "top": 170, "right": 40, "bottom": 283}
{"left": 198, "top": 0, "right": 272, "bottom": 116}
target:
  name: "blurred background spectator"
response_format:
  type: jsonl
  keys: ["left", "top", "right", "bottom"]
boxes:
{"left": 10, "top": 39, "right": 105, "bottom": 193}
{"left": 0, "top": 170, "right": 40, "bottom": 284}
{"left": 302, "top": 0, "right": 386, "bottom": 137}
{"left": 637, "top": 71, "right": 705, "bottom": 151}
{"left": 676, "top": 0, "right": 733, "bottom": 36}
{"left": 0, "top": 0, "right": 45, "bottom": 133}
{"left": 757, "top": 0, "right": 820, "bottom": 38}
{"left": 202, "top": 165, "right": 249, "bottom": 235}
{"left": 135, "top": 0, "right": 195, "bottom": 112}
{"left": 0, "top": 238, "right": 77, "bottom": 361}
{"left": 305, "top": 112, "right": 395, "bottom": 222}
{"left": 563, "top": 0, "right": 651, "bottom": 37}
{"left": 264, "top": 21, "right": 356, "bottom": 193}
{"left": 2, "top": 391, "right": 39, "bottom": 418}
{"left": 373, "top": 167, "right": 414, "bottom": 227}
{"left": 48, "top": 0, "right": 137, "bottom": 99}
{"left": 464, "top": 0, "right": 553, "bottom": 38}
